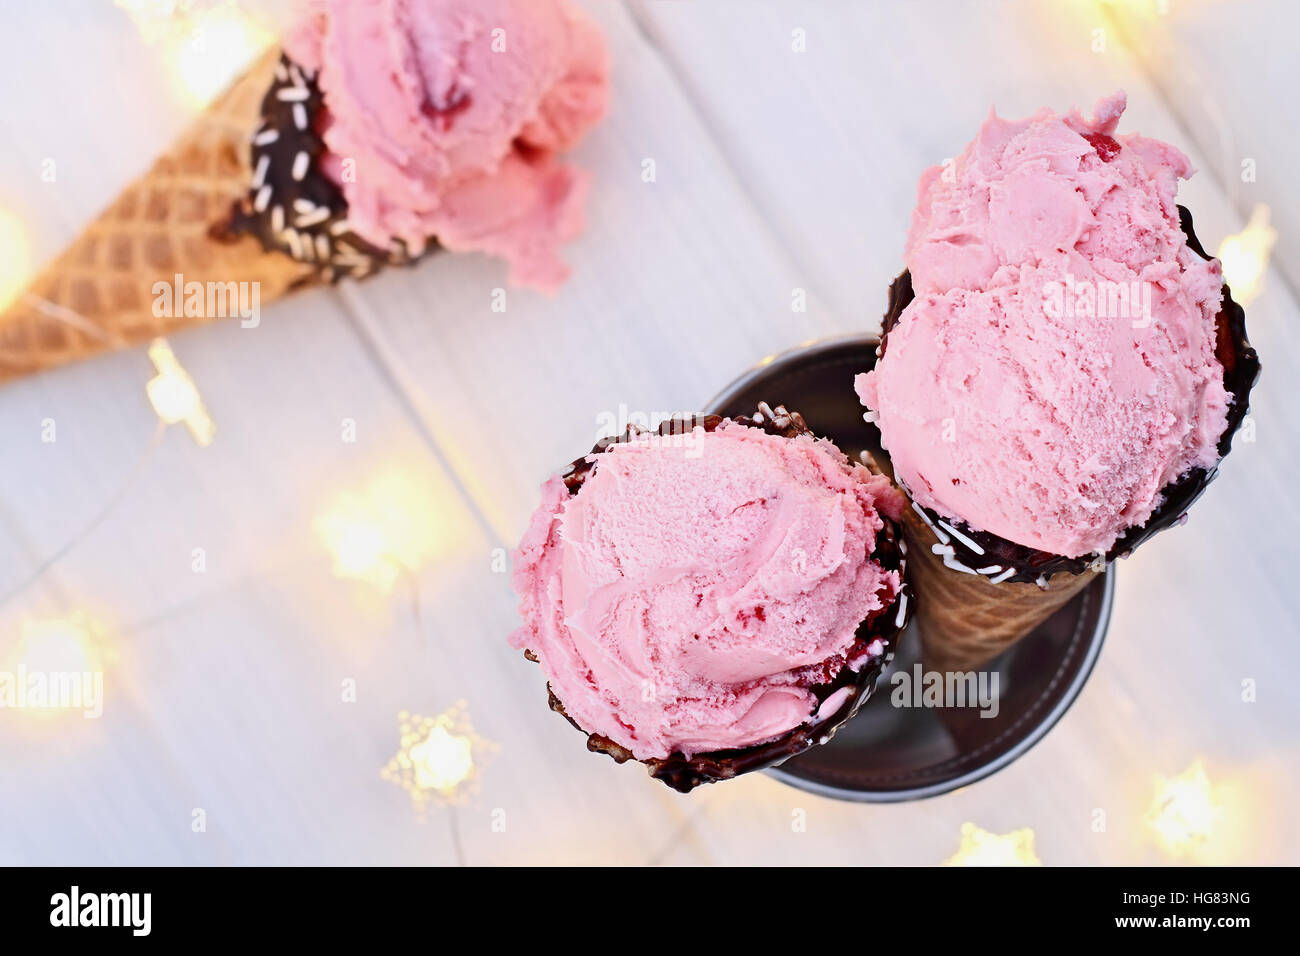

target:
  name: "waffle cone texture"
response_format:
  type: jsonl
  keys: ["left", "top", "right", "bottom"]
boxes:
{"left": 901, "top": 505, "right": 1097, "bottom": 673}
{"left": 0, "top": 48, "right": 312, "bottom": 384}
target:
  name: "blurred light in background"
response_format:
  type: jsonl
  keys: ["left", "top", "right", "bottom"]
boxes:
{"left": 0, "top": 206, "right": 30, "bottom": 312}
{"left": 382, "top": 705, "right": 495, "bottom": 811}
{"left": 944, "top": 822, "right": 1041, "bottom": 866}
{"left": 1097, "top": 0, "right": 1170, "bottom": 19}
{"left": 116, "top": 0, "right": 273, "bottom": 110}
{"left": 314, "top": 472, "right": 451, "bottom": 592}
{"left": 1218, "top": 205, "right": 1277, "bottom": 307}
{"left": 147, "top": 338, "right": 215, "bottom": 446}
{"left": 9, "top": 614, "right": 113, "bottom": 720}
{"left": 18, "top": 614, "right": 107, "bottom": 676}
{"left": 1145, "top": 758, "right": 1222, "bottom": 857}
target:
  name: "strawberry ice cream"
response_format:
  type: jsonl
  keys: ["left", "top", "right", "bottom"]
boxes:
{"left": 509, "top": 415, "right": 905, "bottom": 767}
{"left": 285, "top": 0, "right": 609, "bottom": 292}
{"left": 857, "top": 93, "right": 1232, "bottom": 558}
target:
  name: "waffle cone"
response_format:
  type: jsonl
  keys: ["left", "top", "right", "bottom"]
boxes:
{"left": 902, "top": 506, "right": 1097, "bottom": 672}
{"left": 0, "top": 47, "right": 313, "bottom": 385}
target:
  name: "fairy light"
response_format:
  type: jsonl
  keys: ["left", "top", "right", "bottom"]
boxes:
{"left": 6, "top": 613, "right": 113, "bottom": 719}
{"left": 146, "top": 338, "right": 215, "bottom": 446}
{"left": 0, "top": 206, "right": 31, "bottom": 312}
{"left": 117, "top": 0, "right": 273, "bottom": 111}
{"left": 944, "top": 823, "right": 1042, "bottom": 866}
{"left": 1218, "top": 205, "right": 1276, "bottom": 307}
{"left": 314, "top": 472, "right": 449, "bottom": 591}
{"left": 381, "top": 705, "right": 495, "bottom": 812}
{"left": 1146, "top": 758, "right": 1223, "bottom": 857}
{"left": 18, "top": 614, "right": 106, "bottom": 675}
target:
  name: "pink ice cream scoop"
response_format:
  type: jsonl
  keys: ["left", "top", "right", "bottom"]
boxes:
{"left": 510, "top": 413, "right": 906, "bottom": 782}
{"left": 285, "top": 0, "right": 609, "bottom": 292}
{"left": 857, "top": 93, "right": 1233, "bottom": 558}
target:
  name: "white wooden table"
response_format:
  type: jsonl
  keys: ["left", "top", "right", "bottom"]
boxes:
{"left": 0, "top": 0, "right": 1295, "bottom": 866}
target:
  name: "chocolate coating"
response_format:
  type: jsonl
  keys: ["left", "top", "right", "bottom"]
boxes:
{"left": 212, "top": 52, "right": 431, "bottom": 282}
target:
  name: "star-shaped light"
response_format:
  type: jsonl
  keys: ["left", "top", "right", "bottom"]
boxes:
{"left": 944, "top": 822, "right": 1041, "bottom": 866}
{"left": 146, "top": 338, "right": 214, "bottom": 446}
{"left": 1146, "top": 758, "right": 1223, "bottom": 857}
{"left": 381, "top": 704, "right": 495, "bottom": 813}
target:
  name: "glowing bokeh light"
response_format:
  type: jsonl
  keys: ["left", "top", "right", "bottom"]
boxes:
{"left": 1218, "top": 204, "right": 1276, "bottom": 307}
{"left": 314, "top": 472, "right": 450, "bottom": 591}
{"left": 1146, "top": 758, "right": 1223, "bottom": 857}
{"left": 0, "top": 207, "right": 31, "bottom": 312}
{"left": 382, "top": 705, "right": 496, "bottom": 812}
{"left": 146, "top": 338, "right": 215, "bottom": 446}
{"left": 944, "top": 823, "right": 1042, "bottom": 866}
{"left": 117, "top": 0, "right": 273, "bottom": 111}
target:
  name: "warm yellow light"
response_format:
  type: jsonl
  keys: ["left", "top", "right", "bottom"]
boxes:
{"left": 314, "top": 472, "right": 449, "bottom": 591}
{"left": 1146, "top": 758, "right": 1223, "bottom": 857}
{"left": 115, "top": 0, "right": 183, "bottom": 44}
{"left": 382, "top": 705, "right": 495, "bottom": 812}
{"left": 0, "top": 206, "right": 31, "bottom": 312}
{"left": 146, "top": 338, "right": 215, "bottom": 446}
{"left": 1218, "top": 205, "right": 1276, "bottom": 307}
{"left": 410, "top": 725, "right": 475, "bottom": 793}
{"left": 944, "top": 823, "right": 1042, "bottom": 866}
{"left": 117, "top": 0, "right": 273, "bottom": 111}
{"left": 19, "top": 615, "right": 103, "bottom": 675}
{"left": 1097, "top": 0, "right": 1168, "bottom": 18}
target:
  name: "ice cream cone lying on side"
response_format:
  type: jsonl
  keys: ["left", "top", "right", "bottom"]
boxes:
{"left": 0, "top": 0, "right": 609, "bottom": 385}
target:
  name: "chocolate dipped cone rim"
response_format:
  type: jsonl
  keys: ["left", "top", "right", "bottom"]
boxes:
{"left": 212, "top": 51, "right": 437, "bottom": 283}
{"left": 523, "top": 404, "right": 913, "bottom": 793}
{"left": 875, "top": 204, "right": 1261, "bottom": 583}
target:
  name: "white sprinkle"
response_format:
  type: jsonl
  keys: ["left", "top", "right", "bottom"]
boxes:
{"left": 251, "top": 154, "right": 270, "bottom": 189}
{"left": 990, "top": 568, "right": 1016, "bottom": 584}
{"left": 277, "top": 86, "right": 310, "bottom": 102}
{"left": 939, "top": 520, "right": 985, "bottom": 555}
{"left": 302, "top": 234, "right": 315, "bottom": 261}
{"left": 315, "top": 234, "right": 330, "bottom": 260}
{"left": 332, "top": 249, "right": 368, "bottom": 268}
{"left": 329, "top": 219, "right": 353, "bottom": 236}
{"left": 894, "top": 591, "right": 909, "bottom": 628}
{"left": 253, "top": 185, "right": 271, "bottom": 213}
{"left": 293, "top": 198, "right": 317, "bottom": 214}
{"left": 976, "top": 565, "right": 1002, "bottom": 575}
{"left": 292, "top": 150, "right": 310, "bottom": 182}
{"left": 1035, "top": 574, "right": 1049, "bottom": 590}
{"left": 862, "top": 409, "right": 879, "bottom": 423}
{"left": 295, "top": 206, "right": 330, "bottom": 228}
{"left": 253, "top": 128, "right": 279, "bottom": 147}
{"left": 270, "top": 204, "right": 285, "bottom": 235}
{"left": 867, "top": 638, "right": 885, "bottom": 657}
{"left": 912, "top": 501, "right": 949, "bottom": 545}
{"left": 293, "top": 103, "right": 308, "bottom": 131}
{"left": 933, "top": 543, "right": 977, "bottom": 574}
{"left": 285, "top": 229, "right": 304, "bottom": 260}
